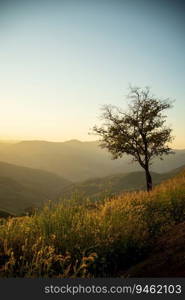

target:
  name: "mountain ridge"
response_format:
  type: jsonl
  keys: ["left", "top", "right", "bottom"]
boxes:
{"left": 0, "top": 161, "right": 71, "bottom": 215}
{"left": 0, "top": 140, "right": 185, "bottom": 181}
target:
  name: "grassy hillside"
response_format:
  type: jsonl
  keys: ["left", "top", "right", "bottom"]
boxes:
{"left": 60, "top": 168, "right": 183, "bottom": 201}
{"left": 0, "top": 140, "right": 184, "bottom": 181}
{"left": 0, "top": 161, "right": 70, "bottom": 215}
{"left": 0, "top": 168, "right": 185, "bottom": 277}
{"left": 1, "top": 159, "right": 183, "bottom": 215}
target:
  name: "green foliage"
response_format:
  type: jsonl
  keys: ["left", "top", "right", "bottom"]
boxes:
{"left": 0, "top": 169, "right": 185, "bottom": 277}
{"left": 93, "top": 86, "right": 174, "bottom": 191}
{"left": 93, "top": 86, "right": 173, "bottom": 162}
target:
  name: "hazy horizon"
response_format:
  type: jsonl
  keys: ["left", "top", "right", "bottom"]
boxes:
{"left": 0, "top": 138, "right": 185, "bottom": 150}
{"left": 0, "top": 0, "right": 185, "bottom": 148}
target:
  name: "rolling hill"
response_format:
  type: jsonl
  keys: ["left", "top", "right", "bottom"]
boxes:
{"left": 60, "top": 167, "right": 185, "bottom": 201}
{"left": 0, "top": 161, "right": 70, "bottom": 215}
{"left": 0, "top": 139, "right": 184, "bottom": 215}
{"left": 0, "top": 140, "right": 184, "bottom": 181}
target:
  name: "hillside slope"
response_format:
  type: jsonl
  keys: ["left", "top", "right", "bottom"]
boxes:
{"left": 0, "top": 167, "right": 185, "bottom": 277}
{"left": 124, "top": 221, "right": 185, "bottom": 277}
{"left": 0, "top": 161, "right": 70, "bottom": 215}
{"left": 60, "top": 168, "right": 183, "bottom": 200}
{"left": 0, "top": 140, "right": 184, "bottom": 181}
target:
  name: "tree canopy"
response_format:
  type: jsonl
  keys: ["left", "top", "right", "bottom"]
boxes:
{"left": 93, "top": 86, "right": 174, "bottom": 191}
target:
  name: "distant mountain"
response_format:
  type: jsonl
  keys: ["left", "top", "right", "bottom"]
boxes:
{"left": 0, "top": 140, "right": 184, "bottom": 181}
{"left": 0, "top": 161, "right": 70, "bottom": 215}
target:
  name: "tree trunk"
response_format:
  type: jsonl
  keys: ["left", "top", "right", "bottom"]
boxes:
{"left": 145, "top": 168, "right": 152, "bottom": 192}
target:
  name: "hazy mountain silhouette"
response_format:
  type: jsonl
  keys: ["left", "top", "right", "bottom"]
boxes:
{"left": 0, "top": 140, "right": 184, "bottom": 181}
{"left": 0, "top": 161, "right": 70, "bottom": 215}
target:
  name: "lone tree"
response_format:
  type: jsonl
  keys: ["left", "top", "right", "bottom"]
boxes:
{"left": 93, "top": 86, "right": 174, "bottom": 191}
